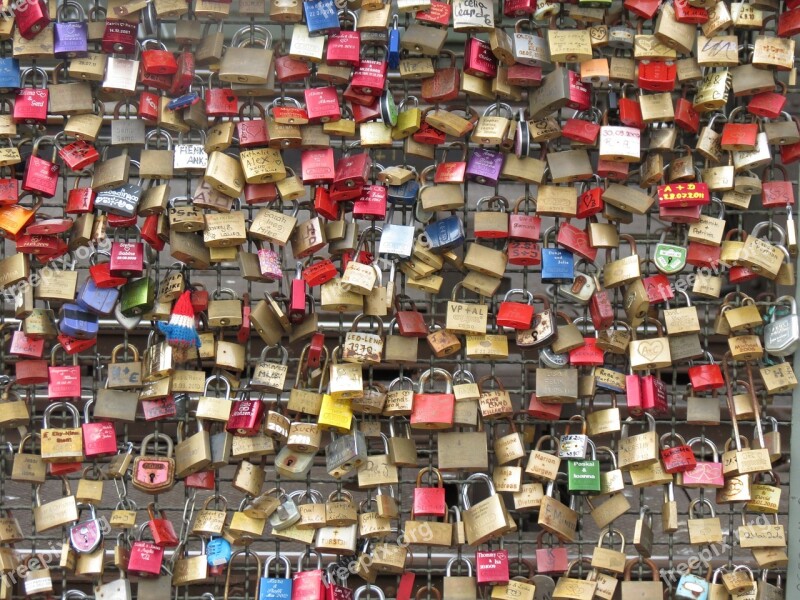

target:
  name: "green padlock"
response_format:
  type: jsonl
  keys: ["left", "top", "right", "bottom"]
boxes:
{"left": 568, "top": 439, "right": 601, "bottom": 494}
{"left": 119, "top": 275, "right": 156, "bottom": 317}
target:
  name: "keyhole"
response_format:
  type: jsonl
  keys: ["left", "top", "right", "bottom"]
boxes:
{"left": 285, "top": 458, "right": 295, "bottom": 467}
{"left": 149, "top": 472, "right": 156, "bottom": 482}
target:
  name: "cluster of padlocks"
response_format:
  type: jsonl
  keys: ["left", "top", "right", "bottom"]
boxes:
{"left": 0, "top": 0, "right": 796, "bottom": 594}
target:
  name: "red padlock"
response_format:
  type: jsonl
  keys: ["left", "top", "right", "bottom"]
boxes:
{"left": 720, "top": 108, "right": 758, "bottom": 151}
{"left": 660, "top": 203, "right": 702, "bottom": 224}
{"left": 412, "top": 466, "right": 447, "bottom": 517}
{"left": 302, "top": 149, "right": 336, "bottom": 185}
{"left": 434, "top": 141, "right": 468, "bottom": 183}
{"left": 507, "top": 241, "right": 541, "bottom": 266}
{"left": 625, "top": 373, "right": 645, "bottom": 416}
{"left": 413, "top": 119, "right": 447, "bottom": 146}
{"left": 304, "top": 86, "right": 342, "bottom": 124}
{"left": 686, "top": 242, "right": 721, "bottom": 269}
{"left": 110, "top": 236, "right": 145, "bottom": 278}
{"left": 138, "top": 90, "right": 160, "bottom": 122}
{"left": 10, "top": 328, "right": 44, "bottom": 358}
{"left": 275, "top": 46, "right": 312, "bottom": 83}
{"left": 303, "top": 256, "right": 339, "bottom": 287}
{"left": 81, "top": 400, "right": 118, "bottom": 458}
{"left": 420, "top": 53, "right": 461, "bottom": 104}
{"left": 47, "top": 347, "right": 81, "bottom": 400}
{"left": 245, "top": 182, "right": 278, "bottom": 205}
{"left": 343, "top": 84, "right": 375, "bottom": 107}
{"left": 475, "top": 548, "right": 509, "bottom": 585}
{"left": 16, "top": 359, "right": 49, "bottom": 385}
{"left": 643, "top": 272, "right": 674, "bottom": 304}
{"left": 508, "top": 195, "right": 542, "bottom": 240}
{"left": 506, "top": 63, "right": 542, "bottom": 87}
{"left": 590, "top": 288, "right": 615, "bottom": 330}
{"left": 351, "top": 57, "right": 388, "bottom": 97}
{"left": 147, "top": 503, "right": 180, "bottom": 547}
{"left": 226, "top": 392, "right": 266, "bottom": 436}
{"left": 618, "top": 85, "right": 645, "bottom": 130}
{"left": 557, "top": 221, "right": 597, "bottom": 262}
{"left": 141, "top": 39, "right": 178, "bottom": 75}
{"left": 637, "top": 60, "right": 676, "bottom": 92}
{"left": 535, "top": 531, "right": 569, "bottom": 574}
{"left": 597, "top": 159, "right": 629, "bottom": 182}
{"left": 0, "top": 177, "right": 18, "bottom": 207}
{"left": 416, "top": 0, "right": 451, "bottom": 26}
{"left": 314, "top": 186, "right": 339, "bottom": 220}
{"left": 625, "top": 0, "right": 660, "bottom": 19}
{"left": 569, "top": 336, "right": 605, "bottom": 366}
{"left": 23, "top": 137, "right": 59, "bottom": 199}
{"left": 353, "top": 184, "right": 387, "bottom": 220}
{"left": 14, "top": 68, "right": 49, "bottom": 125}
{"left": 289, "top": 263, "right": 308, "bottom": 324}
{"left": 293, "top": 562, "right": 328, "bottom": 600}
{"left": 675, "top": 94, "right": 700, "bottom": 133}
{"left": 395, "top": 296, "right": 429, "bottom": 337}
{"left": 561, "top": 112, "right": 601, "bottom": 144}
{"left": 326, "top": 13, "right": 361, "bottom": 67}
{"left": 351, "top": 97, "right": 382, "bottom": 124}
{"left": 762, "top": 165, "right": 795, "bottom": 207}
{"left": 687, "top": 351, "right": 724, "bottom": 391}
{"left": 660, "top": 432, "right": 698, "bottom": 473}
{"left": 128, "top": 524, "right": 165, "bottom": 577}
{"left": 58, "top": 140, "right": 100, "bottom": 171}
{"left": 142, "top": 396, "right": 177, "bottom": 421}
{"left": 641, "top": 372, "right": 668, "bottom": 415}
{"left": 576, "top": 178, "right": 604, "bottom": 219}
{"left": 658, "top": 181, "right": 710, "bottom": 208}
{"left": 56, "top": 334, "right": 96, "bottom": 355}
{"left": 673, "top": 0, "right": 707, "bottom": 22}
{"left": 205, "top": 74, "right": 239, "bottom": 117}
{"left": 168, "top": 50, "right": 195, "bottom": 96}
{"left": 190, "top": 285, "right": 209, "bottom": 312}
{"left": 496, "top": 289, "right": 535, "bottom": 330}
{"left": 102, "top": 19, "right": 137, "bottom": 54}
{"left": 464, "top": 37, "right": 498, "bottom": 79}
{"left": 527, "top": 393, "right": 562, "bottom": 420}
{"left": 410, "top": 368, "right": 455, "bottom": 430}
{"left": 139, "top": 68, "right": 172, "bottom": 92}
{"left": 185, "top": 470, "right": 216, "bottom": 490}
{"left": 14, "top": 0, "right": 49, "bottom": 38}
{"left": 332, "top": 152, "right": 372, "bottom": 199}
{"left": 729, "top": 265, "right": 759, "bottom": 284}
{"left": 748, "top": 83, "right": 788, "bottom": 119}
{"left": 237, "top": 104, "right": 270, "bottom": 148}
{"left": 778, "top": 5, "right": 800, "bottom": 37}
{"left": 504, "top": 0, "right": 536, "bottom": 17}
{"left": 140, "top": 214, "right": 166, "bottom": 252}
{"left": 89, "top": 255, "right": 128, "bottom": 288}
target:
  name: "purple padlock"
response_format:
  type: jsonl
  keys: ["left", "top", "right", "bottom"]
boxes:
{"left": 53, "top": 1, "right": 89, "bottom": 58}
{"left": 466, "top": 148, "right": 504, "bottom": 187}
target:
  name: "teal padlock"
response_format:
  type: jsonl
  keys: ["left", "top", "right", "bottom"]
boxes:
{"left": 567, "top": 439, "right": 601, "bottom": 494}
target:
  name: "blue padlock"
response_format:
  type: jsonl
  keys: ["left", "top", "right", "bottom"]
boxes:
{"left": 595, "top": 367, "right": 625, "bottom": 393}
{"left": 676, "top": 572, "right": 709, "bottom": 600}
{"left": 77, "top": 277, "right": 119, "bottom": 316}
{"left": 259, "top": 555, "right": 293, "bottom": 600}
{"left": 304, "top": 0, "right": 341, "bottom": 37}
{"left": 388, "top": 179, "right": 419, "bottom": 204}
{"left": 206, "top": 536, "right": 232, "bottom": 569}
{"left": 541, "top": 226, "right": 574, "bottom": 283}
{"left": 388, "top": 15, "right": 401, "bottom": 69}
{"left": 0, "top": 58, "right": 20, "bottom": 93}
{"left": 59, "top": 303, "right": 99, "bottom": 339}
{"left": 423, "top": 215, "right": 465, "bottom": 253}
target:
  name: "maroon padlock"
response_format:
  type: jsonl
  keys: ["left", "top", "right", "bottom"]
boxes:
{"left": 464, "top": 37, "right": 498, "bottom": 79}
{"left": 557, "top": 221, "right": 597, "bottom": 262}
{"left": 507, "top": 241, "right": 541, "bottom": 266}
{"left": 589, "top": 288, "right": 615, "bottom": 330}
{"left": 226, "top": 391, "right": 266, "bottom": 436}
{"left": 102, "top": 19, "right": 137, "bottom": 53}
{"left": 332, "top": 152, "right": 372, "bottom": 199}
{"left": 110, "top": 232, "right": 145, "bottom": 278}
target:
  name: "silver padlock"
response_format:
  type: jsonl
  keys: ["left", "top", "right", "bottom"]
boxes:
{"left": 94, "top": 568, "right": 132, "bottom": 600}
{"left": 558, "top": 266, "right": 597, "bottom": 304}
{"left": 540, "top": 347, "right": 569, "bottom": 369}
{"left": 379, "top": 206, "right": 415, "bottom": 259}
{"left": 325, "top": 425, "right": 367, "bottom": 479}
{"left": 173, "top": 131, "right": 209, "bottom": 172}
{"left": 764, "top": 295, "right": 799, "bottom": 357}
{"left": 69, "top": 504, "right": 103, "bottom": 554}
{"left": 268, "top": 492, "right": 301, "bottom": 531}
{"left": 209, "top": 424, "right": 232, "bottom": 468}
{"left": 558, "top": 416, "right": 589, "bottom": 459}
{"left": 274, "top": 446, "right": 315, "bottom": 480}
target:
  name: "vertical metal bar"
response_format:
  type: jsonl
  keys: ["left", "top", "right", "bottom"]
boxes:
{"left": 788, "top": 205, "right": 800, "bottom": 593}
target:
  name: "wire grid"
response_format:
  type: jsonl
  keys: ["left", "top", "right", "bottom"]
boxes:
{"left": 0, "top": 8, "right": 796, "bottom": 600}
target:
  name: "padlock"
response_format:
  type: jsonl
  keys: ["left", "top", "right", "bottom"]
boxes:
{"left": 541, "top": 227, "right": 575, "bottom": 283}
{"left": 41, "top": 402, "right": 83, "bottom": 463}
{"left": 131, "top": 432, "right": 175, "bottom": 494}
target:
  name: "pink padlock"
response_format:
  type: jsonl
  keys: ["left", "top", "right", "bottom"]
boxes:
{"left": 475, "top": 548, "right": 509, "bottom": 585}
{"left": 676, "top": 438, "right": 725, "bottom": 488}
{"left": 81, "top": 399, "right": 118, "bottom": 458}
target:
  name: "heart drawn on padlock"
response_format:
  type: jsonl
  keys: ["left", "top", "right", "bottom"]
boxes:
{"left": 636, "top": 340, "right": 664, "bottom": 361}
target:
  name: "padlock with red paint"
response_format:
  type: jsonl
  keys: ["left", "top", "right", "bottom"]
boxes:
{"left": 148, "top": 506, "right": 179, "bottom": 548}
{"left": 561, "top": 110, "right": 601, "bottom": 144}
{"left": 687, "top": 351, "right": 724, "bottom": 391}
{"left": 504, "top": 0, "right": 536, "bottom": 17}
{"left": 557, "top": 222, "right": 597, "bottom": 262}
{"left": 762, "top": 165, "right": 795, "bottom": 207}
{"left": 275, "top": 46, "right": 312, "bottom": 83}
{"left": 16, "top": 358, "right": 49, "bottom": 385}
{"left": 89, "top": 254, "right": 128, "bottom": 289}
{"left": 14, "top": 68, "right": 49, "bottom": 125}
{"left": 245, "top": 182, "right": 278, "bottom": 205}
{"left": 569, "top": 336, "right": 605, "bottom": 366}
{"left": 23, "top": 138, "right": 60, "bottom": 199}
{"left": 618, "top": 85, "right": 645, "bottom": 130}
{"left": 720, "top": 108, "right": 758, "bottom": 151}
{"left": 14, "top": 0, "right": 50, "bottom": 39}
{"left": 637, "top": 60, "right": 676, "bottom": 92}
{"left": 641, "top": 372, "right": 668, "bottom": 415}
{"left": 140, "top": 214, "right": 166, "bottom": 252}
{"left": 395, "top": 295, "right": 428, "bottom": 337}
{"left": 332, "top": 152, "right": 372, "bottom": 199}
{"left": 289, "top": 263, "right": 307, "bottom": 324}
{"left": 686, "top": 242, "right": 721, "bottom": 269}
{"left": 413, "top": 118, "right": 447, "bottom": 145}
{"left": 597, "top": 159, "right": 629, "bottom": 181}
{"left": 643, "top": 272, "right": 674, "bottom": 304}
{"left": 778, "top": 5, "right": 800, "bottom": 36}
{"left": 190, "top": 285, "right": 209, "bottom": 312}
{"left": 748, "top": 83, "right": 788, "bottom": 119}
{"left": 508, "top": 195, "right": 542, "bottom": 240}
{"left": 304, "top": 86, "right": 341, "bottom": 124}
{"left": 48, "top": 346, "right": 82, "bottom": 400}
{"left": 565, "top": 69, "right": 592, "bottom": 112}
{"left": 497, "top": 289, "right": 535, "bottom": 330}
{"left": 410, "top": 368, "right": 455, "bottom": 430}
{"left": 81, "top": 399, "right": 118, "bottom": 458}
{"left": 507, "top": 63, "right": 542, "bottom": 87}
{"left": 141, "top": 39, "right": 178, "bottom": 76}
{"left": 303, "top": 256, "right": 338, "bottom": 287}
{"left": 475, "top": 549, "right": 509, "bottom": 585}
{"left": 416, "top": 0, "right": 451, "bottom": 26}
{"left": 139, "top": 66, "right": 172, "bottom": 91}
{"left": 589, "top": 287, "right": 615, "bottom": 330}
{"left": 535, "top": 532, "right": 569, "bottom": 574}
{"left": 237, "top": 107, "right": 269, "bottom": 149}
{"left": 660, "top": 432, "right": 698, "bottom": 473}
{"left": 138, "top": 90, "right": 160, "bottom": 121}
{"left": 302, "top": 149, "right": 336, "bottom": 185}
{"left": 110, "top": 230, "right": 145, "bottom": 278}
{"left": 660, "top": 202, "right": 702, "bottom": 224}
{"left": 168, "top": 50, "right": 195, "bottom": 96}
{"left": 0, "top": 176, "right": 18, "bottom": 207}
{"left": 102, "top": 19, "right": 138, "bottom": 53}
{"left": 625, "top": 0, "right": 660, "bottom": 20}
{"left": 206, "top": 74, "right": 239, "bottom": 117}
{"left": 675, "top": 94, "right": 700, "bottom": 133}
{"left": 353, "top": 184, "right": 387, "bottom": 220}
{"left": 673, "top": 0, "right": 708, "bottom": 22}
{"left": 58, "top": 138, "right": 100, "bottom": 171}
{"left": 507, "top": 241, "right": 541, "bottom": 266}
{"left": 729, "top": 265, "right": 759, "bottom": 284}
{"left": 413, "top": 466, "right": 447, "bottom": 517}
{"left": 226, "top": 391, "right": 266, "bottom": 436}
{"left": 657, "top": 181, "right": 710, "bottom": 208}
{"left": 128, "top": 524, "right": 165, "bottom": 577}
{"left": 464, "top": 37, "right": 498, "bottom": 79}
{"left": 313, "top": 186, "right": 339, "bottom": 221}
{"left": 326, "top": 11, "right": 361, "bottom": 67}
{"left": 11, "top": 326, "right": 44, "bottom": 357}
{"left": 351, "top": 54, "right": 389, "bottom": 96}
{"left": 576, "top": 178, "right": 604, "bottom": 219}
{"left": 185, "top": 470, "right": 216, "bottom": 490}
{"left": 527, "top": 393, "right": 562, "bottom": 420}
